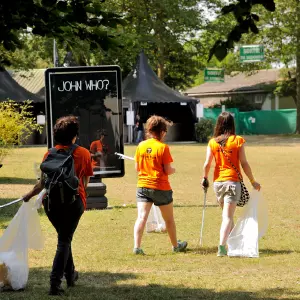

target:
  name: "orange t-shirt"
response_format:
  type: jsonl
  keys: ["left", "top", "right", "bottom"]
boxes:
{"left": 135, "top": 138, "right": 173, "bottom": 191}
{"left": 43, "top": 145, "right": 94, "bottom": 208}
{"left": 90, "top": 140, "right": 110, "bottom": 167}
{"left": 90, "top": 140, "right": 103, "bottom": 167}
{"left": 209, "top": 135, "right": 245, "bottom": 182}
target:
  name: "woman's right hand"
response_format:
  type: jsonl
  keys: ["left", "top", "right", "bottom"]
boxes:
{"left": 251, "top": 181, "right": 261, "bottom": 191}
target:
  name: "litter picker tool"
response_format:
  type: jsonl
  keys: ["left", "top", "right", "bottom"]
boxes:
{"left": 115, "top": 152, "right": 134, "bottom": 161}
{"left": 0, "top": 198, "right": 23, "bottom": 209}
{"left": 199, "top": 188, "right": 208, "bottom": 246}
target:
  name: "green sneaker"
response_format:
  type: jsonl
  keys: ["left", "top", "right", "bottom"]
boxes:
{"left": 172, "top": 240, "right": 188, "bottom": 252}
{"left": 217, "top": 245, "right": 227, "bottom": 257}
{"left": 133, "top": 248, "right": 145, "bottom": 255}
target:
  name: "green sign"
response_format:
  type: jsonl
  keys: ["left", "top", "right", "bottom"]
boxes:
{"left": 204, "top": 68, "right": 224, "bottom": 82}
{"left": 240, "top": 45, "right": 264, "bottom": 63}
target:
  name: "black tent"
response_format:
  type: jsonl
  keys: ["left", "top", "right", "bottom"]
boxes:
{"left": 0, "top": 70, "right": 43, "bottom": 103}
{"left": 123, "top": 52, "right": 198, "bottom": 141}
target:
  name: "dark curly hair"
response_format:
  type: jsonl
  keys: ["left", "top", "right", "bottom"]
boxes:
{"left": 53, "top": 116, "right": 79, "bottom": 145}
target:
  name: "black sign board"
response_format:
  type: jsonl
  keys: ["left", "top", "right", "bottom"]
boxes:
{"left": 45, "top": 66, "right": 124, "bottom": 178}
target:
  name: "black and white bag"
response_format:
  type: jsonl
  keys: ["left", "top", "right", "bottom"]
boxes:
{"left": 40, "top": 144, "right": 79, "bottom": 205}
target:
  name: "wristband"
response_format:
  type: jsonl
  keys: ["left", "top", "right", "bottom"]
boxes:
{"left": 250, "top": 178, "right": 256, "bottom": 184}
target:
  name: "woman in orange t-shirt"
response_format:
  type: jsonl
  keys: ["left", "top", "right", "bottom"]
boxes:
{"left": 22, "top": 116, "right": 93, "bottom": 295}
{"left": 133, "top": 116, "right": 187, "bottom": 255}
{"left": 202, "top": 112, "right": 261, "bottom": 257}
{"left": 90, "top": 129, "right": 109, "bottom": 170}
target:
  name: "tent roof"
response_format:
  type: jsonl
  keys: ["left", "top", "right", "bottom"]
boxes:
{"left": 0, "top": 69, "right": 43, "bottom": 103}
{"left": 123, "top": 52, "right": 197, "bottom": 103}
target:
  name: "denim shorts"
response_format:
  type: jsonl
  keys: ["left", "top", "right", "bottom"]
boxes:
{"left": 136, "top": 187, "right": 173, "bottom": 206}
{"left": 213, "top": 181, "right": 241, "bottom": 204}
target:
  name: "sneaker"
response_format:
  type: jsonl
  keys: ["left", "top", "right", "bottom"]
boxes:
{"left": 133, "top": 248, "right": 145, "bottom": 255}
{"left": 217, "top": 245, "right": 227, "bottom": 257}
{"left": 172, "top": 240, "right": 188, "bottom": 252}
{"left": 66, "top": 270, "right": 79, "bottom": 287}
{"left": 48, "top": 285, "right": 65, "bottom": 296}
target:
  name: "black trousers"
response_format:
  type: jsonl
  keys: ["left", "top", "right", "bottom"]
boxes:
{"left": 43, "top": 196, "right": 84, "bottom": 287}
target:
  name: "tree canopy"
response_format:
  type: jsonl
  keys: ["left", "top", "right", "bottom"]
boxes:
{"left": 0, "top": 0, "right": 124, "bottom": 69}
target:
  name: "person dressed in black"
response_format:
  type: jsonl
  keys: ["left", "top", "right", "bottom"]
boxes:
{"left": 135, "top": 113, "right": 144, "bottom": 144}
{"left": 22, "top": 116, "right": 93, "bottom": 296}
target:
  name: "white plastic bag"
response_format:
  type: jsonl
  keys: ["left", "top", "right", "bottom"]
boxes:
{"left": 227, "top": 190, "right": 268, "bottom": 258}
{"left": 146, "top": 205, "right": 166, "bottom": 233}
{"left": 0, "top": 197, "right": 44, "bottom": 290}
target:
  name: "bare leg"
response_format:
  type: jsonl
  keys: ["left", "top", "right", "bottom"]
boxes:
{"left": 219, "top": 202, "right": 234, "bottom": 232}
{"left": 219, "top": 201, "right": 237, "bottom": 246}
{"left": 159, "top": 203, "right": 178, "bottom": 247}
{"left": 134, "top": 202, "right": 153, "bottom": 248}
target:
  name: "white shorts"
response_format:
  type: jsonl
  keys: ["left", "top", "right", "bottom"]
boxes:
{"left": 213, "top": 181, "right": 241, "bottom": 204}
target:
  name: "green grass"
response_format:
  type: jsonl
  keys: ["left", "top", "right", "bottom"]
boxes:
{"left": 1, "top": 137, "right": 300, "bottom": 299}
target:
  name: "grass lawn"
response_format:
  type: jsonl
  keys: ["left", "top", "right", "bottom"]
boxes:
{"left": 0, "top": 136, "right": 300, "bottom": 299}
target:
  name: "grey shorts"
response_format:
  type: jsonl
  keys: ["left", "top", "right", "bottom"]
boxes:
{"left": 213, "top": 182, "right": 241, "bottom": 204}
{"left": 136, "top": 187, "right": 173, "bottom": 206}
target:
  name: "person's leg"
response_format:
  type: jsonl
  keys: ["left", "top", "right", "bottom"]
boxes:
{"left": 136, "top": 130, "right": 143, "bottom": 143}
{"left": 219, "top": 201, "right": 237, "bottom": 246}
{"left": 62, "top": 198, "right": 84, "bottom": 283}
{"left": 44, "top": 197, "right": 83, "bottom": 293}
{"left": 158, "top": 203, "right": 178, "bottom": 247}
{"left": 134, "top": 202, "right": 153, "bottom": 249}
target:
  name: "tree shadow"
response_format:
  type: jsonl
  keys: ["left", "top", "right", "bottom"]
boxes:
{"left": 174, "top": 204, "right": 219, "bottom": 208}
{"left": 192, "top": 246, "right": 218, "bottom": 255}
{"left": 2, "top": 268, "right": 298, "bottom": 299}
{"left": 0, "top": 177, "right": 36, "bottom": 185}
{"left": 0, "top": 198, "right": 23, "bottom": 221}
{"left": 0, "top": 197, "right": 45, "bottom": 224}
{"left": 259, "top": 248, "right": 298, "bottom": 256}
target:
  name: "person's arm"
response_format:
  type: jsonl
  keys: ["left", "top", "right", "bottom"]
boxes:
{"left": 83, "top": 176, "right": 91, "bottom": 189}
{"left": 163, "top": 163, "right": 175, "bottom": 175}
{"left": 22, "top": 173, "right": 45, "bottom": 202}
{"left": 135, "top": 162, "right": 140, "bottom": 172}
{"left": 162, "top": 145, "right": 175, "bottom": 175}
{"left": 134, "top": 145, "right": 140, "bottom": 172}
{"left": 203, "top": 145, "right": 213, "bottom": 178}
{"left": 201, "top": 145, "right": 213, "bottom": 190}
{"left": 239, "top": 145, "right": 261, "bottom": 191}
{"left": 91, "top": 152, "right": 102, "bottom": 158}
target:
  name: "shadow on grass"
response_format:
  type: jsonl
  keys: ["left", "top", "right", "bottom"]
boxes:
{"left": 0, "top": 198, "right": 23, "bottom": 221}
{"left": 192, "top": 246, "right": 218, "bottom": 255}
{"left": 174, "top": 204, "right": 219, "bottom": 208}
{"left": 259, "top": 248, "right": 299, "bottom": 256}
{"left": 0, "top": 198, "right": 45, "bottom": 225}
{"left": 2, "top": 268, "right": 298, "bottom": 300}
{"left": 0, "top": 177, "right": 36, "bottom": 185}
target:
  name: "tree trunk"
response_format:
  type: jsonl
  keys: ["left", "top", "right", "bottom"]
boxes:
{"left": 296, "top": 0, "right": 300, "bottom": 133}
{"left": 157, "top": 60, "right": 164, "bottom": 80}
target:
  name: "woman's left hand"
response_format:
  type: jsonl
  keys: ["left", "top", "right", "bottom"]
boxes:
{"left": 252, "top": 181, "right": 261, "bottom": 191}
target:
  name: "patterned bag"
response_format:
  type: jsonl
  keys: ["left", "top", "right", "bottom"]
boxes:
{"left": 219, "top": 146, "right": 250, "bottom": 207}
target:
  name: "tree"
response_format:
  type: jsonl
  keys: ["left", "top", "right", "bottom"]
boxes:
{"left": 188, "top": 12, "right": 271, "bottom": 87}
{"left": 275, "top": 69, "right": 296, "bottom": 106}
{"left": 209, "top": 0, "right": 300, "bottom": 133}
{"left": 208, "top": 0, "right": 276, "bottom": 61}
{"left": 102, "top": 0, "right": 206, "bottom": 88}
{"left": 0, "top": 0, "right": 124, "bottom": 69}
{"left": 226, "top": 0, "right": 300, "bottom": 132}
{"left": 0, "top": 100, "right": 41, "bottom": 163}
